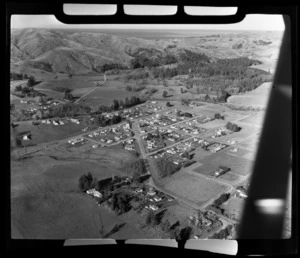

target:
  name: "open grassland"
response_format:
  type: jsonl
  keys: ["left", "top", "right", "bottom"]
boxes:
{"left": 226, "top": 147, "right": 256, "bottom": 161}
{"left": 221, "top": 196, "right": 246, "bottom": 221}
{"left": 34, "top": 78, "right": 95, "bottom": 91}
{"left": 238, "top": 112, "right": 266, "bottom": 126}
{"left": 11, "top": 192, "right": 103, "bottom": 239}
{"left": 227, "top": 82, "right": 272, "bottom": 108}
{"left": 209, "top": 123, "right": 261, "bottom": 146}
{"left": 163, "top": 172, "right": 229, "bottom": 205}
{"left": 12, "top": 121, "right": 87, "bottom": 147}
{"left": 237, "top": 134, "right": 261, "bottom": 151}
{"left": 193, "top": 151, "right": 254, "bottom": 176}
{"left": 11, "top": 143, "right": 144, "bottom": 239}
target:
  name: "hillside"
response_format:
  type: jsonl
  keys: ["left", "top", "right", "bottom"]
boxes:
{"left": 11, "top": 28, "right": 283, "bottom": 75}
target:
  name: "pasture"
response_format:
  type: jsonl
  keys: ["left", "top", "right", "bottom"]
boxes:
{"left": 193, "top": 151, "right": 254, "bottom": 176}
{"left": 239, "top": 112, "right": 266, "bottom": 126}
{"left": 163, "top": 172, "right": 229, "bottom": 205}
{"left": 12, "top": 121, "right": 86, "bottom": 146}
{"left": 221, "top": 196, "right": 246, "bottom": 221}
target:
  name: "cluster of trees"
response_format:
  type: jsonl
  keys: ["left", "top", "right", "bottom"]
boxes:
{"left": 15, "top": 86, "right": 44, "bottom": 98}
{"left": 162, "top": 90, "right": 168, "bottom": 98}
{"left": 124, "top": 70, "right": 149, "bottom": 81}
{"left": 98, "top": 63, "right": 128, "bottom": 73}
{"left": 92, "top": 114, "right": 122, "bottom": 127}
{"left": 155, "top": 158, "right": 181, "bottom": 178}
{"left": 48, "top": 102, "right": 91, "bottom": 118}
{"left": 10, "top": 72, "right": 29, "bottom": 80}
{"left": 125, "top": 84, "right": 146, "bottom": 92}
{"left": 27, "top": 76, "right": 39, "bottom": 87}
{"left": 149, "top": 55, "right": 271, "bottom": 93}
{"left": 225, "top": 122, "right": 241, "bottom": 132}
{"left": 78, "top": 172, "right": 98, "bottom": 192}
{"left": 64, "top": 89, "right": 74, "bottom": 101}
{"left": 98, "top": 96, "right": 144, "bottom": 113}
{"left": 110, "top": 192, "right": 132, "bottom": 214}
{"left": 214, "top": 113, "right": 225, "bottom": 120}
{"left": 123, "top": 159, "right": 147, "bottom": 183}
{"left": 209, "top": 225, "right": 233, "bottom": 239}
{"left": 208, "top": 193, "right": 231, "bottom": 215}
{"left": 129, "top": 49, "right": 177, "bottom": 69}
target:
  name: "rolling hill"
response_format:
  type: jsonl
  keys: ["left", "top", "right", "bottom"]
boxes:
{"left": 11, "top": 28, "right": 283, "bottom": 75}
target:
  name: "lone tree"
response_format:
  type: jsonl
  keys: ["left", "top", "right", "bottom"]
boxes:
{"left": 27, "top": 76, "right": 37, "bottom": 87}
{"left": 112, "top": 99, "right": 120, "bottom": 110}
{"left": 214, "top": 113, "right": 224, "bottom": 120}
{"left": 64, "top": 89, "right": 73, "bottom": 101}
{"left": 162, "top": 90, "right": 168, "bottom": 98}
{"left": 225, "top": 122, "right": 241, "bottom": 132}
{"left": 78, "top": 172, "right": 98, "bottom": 192}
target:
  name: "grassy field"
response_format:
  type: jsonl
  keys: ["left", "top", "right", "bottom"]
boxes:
{"left": 11, "top": 121, "right": 87, "bottom": 147}
{"left": 225, "top": 147, "right": 256, "bottom": 161}
{"left": 237, "top": 134, "right": 261, "bottom": 151}
{"left": 227, "top": 82, "right": 272, "bottom": 108}
{"left": 35, "top": 78, "right": 95, "bottom": 91}
{"left": 193, "top": 151, "right": 254, "bottom": 176}
{"left": 11, "top": 141, "right": 145, "bottom": 239}
{"left": 206, "top": 123, "right": 261, "bottom": 146}
{"left": 221, "top": 196, "right": 246, "bottom": 221}
{"left": 239, "top": 112, "right": 266, "bottom": 126}
{"left": 163, "top": 172, "right": 229, "bottom": 205}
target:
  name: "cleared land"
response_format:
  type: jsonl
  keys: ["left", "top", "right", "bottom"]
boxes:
{"left": 227, "top": 82, "right": 272, "bottom": 108}
{"left": 163, "top": 172, "right": 229, "bottom": 205}
{"left": 221, "top": 196, "right": 246, "bottom": 221}
{"left": 11, "top": 121, "right": 87, "bottom": 147}
{"left": 10, "top": 143, "right": 144, "bottom": 239}
{"left": 238, "top": 112, "right": 267, "bottom": 126}
{"left": 193, "top": 151, "right": 254, "bottom": 176}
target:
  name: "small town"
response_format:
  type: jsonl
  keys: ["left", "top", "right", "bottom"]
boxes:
{"left": 10, "top": 19, "right": 291, "bottom": 241}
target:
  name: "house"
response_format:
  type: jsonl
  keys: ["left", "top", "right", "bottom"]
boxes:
{"left": 153, "top": 196, "right": 162, "bottom": 202}
{"left": 70, "top": 118, "right": 80, "bottom": 124}
{"left": 149, "top": 204, "right": 159, "bottom": 211}
{"left": 236, "top": 186, "right": 248, "bottom": 198}
{"left": 214, "top": 166, "right": 230, "bottom": 177}
{"left": 86, "top": 189, "right": 102, "bottom": 198}
{"left": 134, "top": 188, "right": 143, "bottom": 194}
{"left": 147, "top": 190, "right": 156, "bottom": 196}
{"left": 23, "top": 134, "right": 30, "bottom": 141}
{"left": 68, "top": 138, "right": 84, "bottom": 145}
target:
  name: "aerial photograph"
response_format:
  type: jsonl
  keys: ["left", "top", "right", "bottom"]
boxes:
{"left": 10, "top": 13, "right": 291, "bottom": 240}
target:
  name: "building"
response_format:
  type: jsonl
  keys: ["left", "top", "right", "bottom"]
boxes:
{"left": 68, "top": 138, "right": 84, "bottom": 145}
{"left": 23, "top": 134, "right": 30, "bottom": 141}
{"left": 236, "top": 186, "right": 248, "bottom": 199}
{"left": 86, "top": 189, "right": 102, "bottom": 198}
{"left": 214, "top": 166, "right": 230, "bottom": 177}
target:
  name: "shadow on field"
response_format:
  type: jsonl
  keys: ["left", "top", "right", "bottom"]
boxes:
{"left": 102, "top": 223, "right": 126, "bottom": 238}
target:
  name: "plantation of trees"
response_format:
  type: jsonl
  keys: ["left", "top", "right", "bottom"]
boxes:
{"left": 147, "top": 54, "right": 271, "bottom": 94}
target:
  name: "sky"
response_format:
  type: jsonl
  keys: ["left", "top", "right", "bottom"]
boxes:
{"left": 11, "top": 5, "right": 285, "bottom": 31}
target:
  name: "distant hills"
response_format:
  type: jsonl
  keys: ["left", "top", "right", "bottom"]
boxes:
{"left": 11, "top": 28, "right": 283, "bottom": 75}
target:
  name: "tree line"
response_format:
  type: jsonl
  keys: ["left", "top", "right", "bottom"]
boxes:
{"left": 10, "top": 72, "right": 29, "bottom": 80}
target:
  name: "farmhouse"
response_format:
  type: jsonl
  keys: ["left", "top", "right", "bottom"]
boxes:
{"left": 23, "top": 134, "right": 31, "bottom": 141}
{"left": 236, "top": 186, "right": 248, "bottom": 199}
{"left": 86, "top": 189, "right": 102, "bottom": 198}
{"left": 214, "top": 166, "right": 230, "bottom": 177}
{"left": 68, "top": 138, "right": 84, "bottom": 145}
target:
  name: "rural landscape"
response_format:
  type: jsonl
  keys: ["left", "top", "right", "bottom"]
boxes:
{"left": 10, "top": 26, "right": 291, "bottom": 240}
